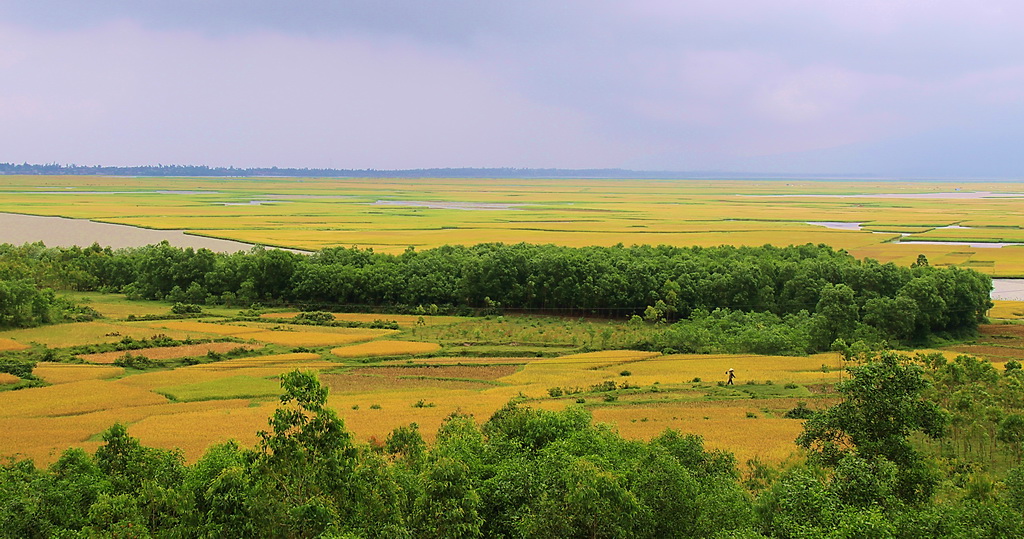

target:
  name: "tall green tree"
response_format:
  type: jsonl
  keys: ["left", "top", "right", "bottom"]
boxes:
{"left": 797, "top": 351, "right": 949, "bottom": 503}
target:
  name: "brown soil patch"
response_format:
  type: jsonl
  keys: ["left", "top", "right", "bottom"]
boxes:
{"left": 946, "top": 345, "right": 1024, "bottom": 360}
{"left": 401, "top": 356, "right": 532, "bottom": 366}
{"left": 352, "top": 365, "right": 519, "bottom": 380}
{"left": 979, "top": 324, "right": 1024, "bottom": 338}
{"left": 78, "top": 342, "right": 262, "bottom": 364}
{"left": 976, "top": 336, "right": 1024, "bottom": 347}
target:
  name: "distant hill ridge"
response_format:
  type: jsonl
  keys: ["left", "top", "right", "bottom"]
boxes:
{"left": 0, "top": 162, "right": 880, "bottom": 180}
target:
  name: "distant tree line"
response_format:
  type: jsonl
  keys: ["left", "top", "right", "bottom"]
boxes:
{"left": 0, "top": 162, "right": 701, "bottom": 179}
{"left": 0, "top": 241, "right": 992, "bottom": 351}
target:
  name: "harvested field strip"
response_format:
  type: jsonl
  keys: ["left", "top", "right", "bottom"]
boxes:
{"left": 0, "top": 379, "right": 168, "bottom": 418}
{"left": 330, "top": 340, "right": 440, "bottom": 358}
{"left": 78, "top": 342, "right": 262, "bottom": 364}
{"left": 318, "top": 373, "right": 495, "bottom": 394}
{"left": 157, "top": 376, "right": 283, "bottom": 402}
{"left": 245, "top": 330, "right": 390, "bottom": 347}
{"left": 351, "top": 365, "right": 518, "bottom": 380}
{"left": 154, "top": 321, "right": 267, "bottom": 336}
{"left": 33, "top": 364, "right": 125, "bottom": 384}
{"left": 946, "top": 345, "right": 1024, "bottom": 360}
{"left": 979, "top": 324, "right": 1024, "bottom": 338}
{"left": 977, "top": 337, "right": 1024, "bottom": 347}
{"left": 0, "top": 373, "right": 20, "bottom": 384}
{"left": 401, "top": 356, "right": 531, "bottom": 366}
{"left": 0, "top": 338, "right": 28, "bottom": 352}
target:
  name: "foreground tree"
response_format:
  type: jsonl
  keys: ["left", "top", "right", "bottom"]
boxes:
{"left": 797, "top": 351, "right": 949, "bottom": 503}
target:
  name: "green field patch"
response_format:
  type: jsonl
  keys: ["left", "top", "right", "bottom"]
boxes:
{"left": 65, "top": 292, "right": 172, "bottom": 318}
{"left": 156, "top": 375, "right": 283, "bottom": 402}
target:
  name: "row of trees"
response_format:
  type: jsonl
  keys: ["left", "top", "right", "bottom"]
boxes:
{"left": 0, "top": 241, "right": 992, "bottom": 348}
{"left": 3, "top": 358, "right": 1024, "bottom": 538}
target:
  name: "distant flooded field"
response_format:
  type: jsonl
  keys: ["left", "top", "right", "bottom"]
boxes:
{"left": 745, "top": 191, "right": 1024, "bottom": 199}
{"left": 994, "top": 279, "right": 1024, "bottom": 301}
{"left": 1, "top": 175, "right": 1022, "bottom": 276}
{"left": 0, "top": 212, "right": 259, "bottom": 253}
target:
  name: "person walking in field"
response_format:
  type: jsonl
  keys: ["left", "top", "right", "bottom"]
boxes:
{"left": 726, "top": 368, "right": 735, "bottom": 385}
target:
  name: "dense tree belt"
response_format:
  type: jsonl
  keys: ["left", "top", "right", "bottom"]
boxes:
{"left": 0, "top": 241, "right": 991, "bottom": 348}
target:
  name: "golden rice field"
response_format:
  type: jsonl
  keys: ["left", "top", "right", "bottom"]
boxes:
{"left": 329, "top": 340, "right": 441, "bottom": 358}
{"left": 32, "top": 364, "right": 125, "bottom": 384}
{"left": 591, "top": 399, "right": 835, "bottom": 464}
{"left": 990, "top": 300, "right": 1024, "bottom": 320}
{"left": 0, "top": 321, "right": 197, "bottom": 348}
{"left": 0, "top": 379, "right": 168, "bottom": 419}
{"left": 114, "top": 353, "right": 335, "bottom": 391}
{"left": 0, "top": 399, "right": 258, "bottom": 463}
{"left": 0, "top": 175, "right": 1022, "bottom": 275}
{"left": 2, "top": 174, "right": 1022, "bottom": 467}
{"left": 0, "top": 337, "right": 28, "bottom": 352}
{"left": 0, "top": 373, "right": 20, "bottom": 385}
{"left": 1, "top": 325, "right": 853, "bottom": 465}
{"left": 241, "top": 330, "right": 392, "bottom": 347}
{"left": 135, "top": 320, "right": 395, "bottom": 347}
{"left": 150, "top": 321, "right": 268, "bottom": 337}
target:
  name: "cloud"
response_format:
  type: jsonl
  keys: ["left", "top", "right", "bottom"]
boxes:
{"left": 0, "top": 21, "right": 622, "bottom": 168}
{"left": 2, "top": 1, "right": 1024, "bottom": 175}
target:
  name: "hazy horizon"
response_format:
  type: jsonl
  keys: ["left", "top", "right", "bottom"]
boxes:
{"left": 3, "top": 2, "right": 1024, "bottom": 178}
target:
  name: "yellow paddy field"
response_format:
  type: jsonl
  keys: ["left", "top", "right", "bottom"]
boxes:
{"left": 991, "top": 300, "right": 1024, "bottom": 320}
{"left": 0, "top": 318, "right": 849, "bottom": 465}
{"left": 3, "top": 288, "right": 1015, "bottom": 466}
{"left": 1, "top": 176, "right": 1021, "bottom": 465}
{"left": 330, "top": 340, "right": 441, "bottom": 358}
{"left": 1, "top": 176, "right": 1021, "bottom": 276}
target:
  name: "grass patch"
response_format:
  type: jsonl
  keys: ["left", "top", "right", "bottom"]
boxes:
{"left": 156, "top": 375, "right": 283, "bottom": 402}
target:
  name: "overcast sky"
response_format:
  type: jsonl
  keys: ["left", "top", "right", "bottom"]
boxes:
{"left": 2, "top": 1, "right": 1024, "bottom": 177}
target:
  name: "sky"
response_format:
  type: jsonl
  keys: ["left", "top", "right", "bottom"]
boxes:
{"left": 2, "top": 1, "right": 1024, "bottom": 177}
